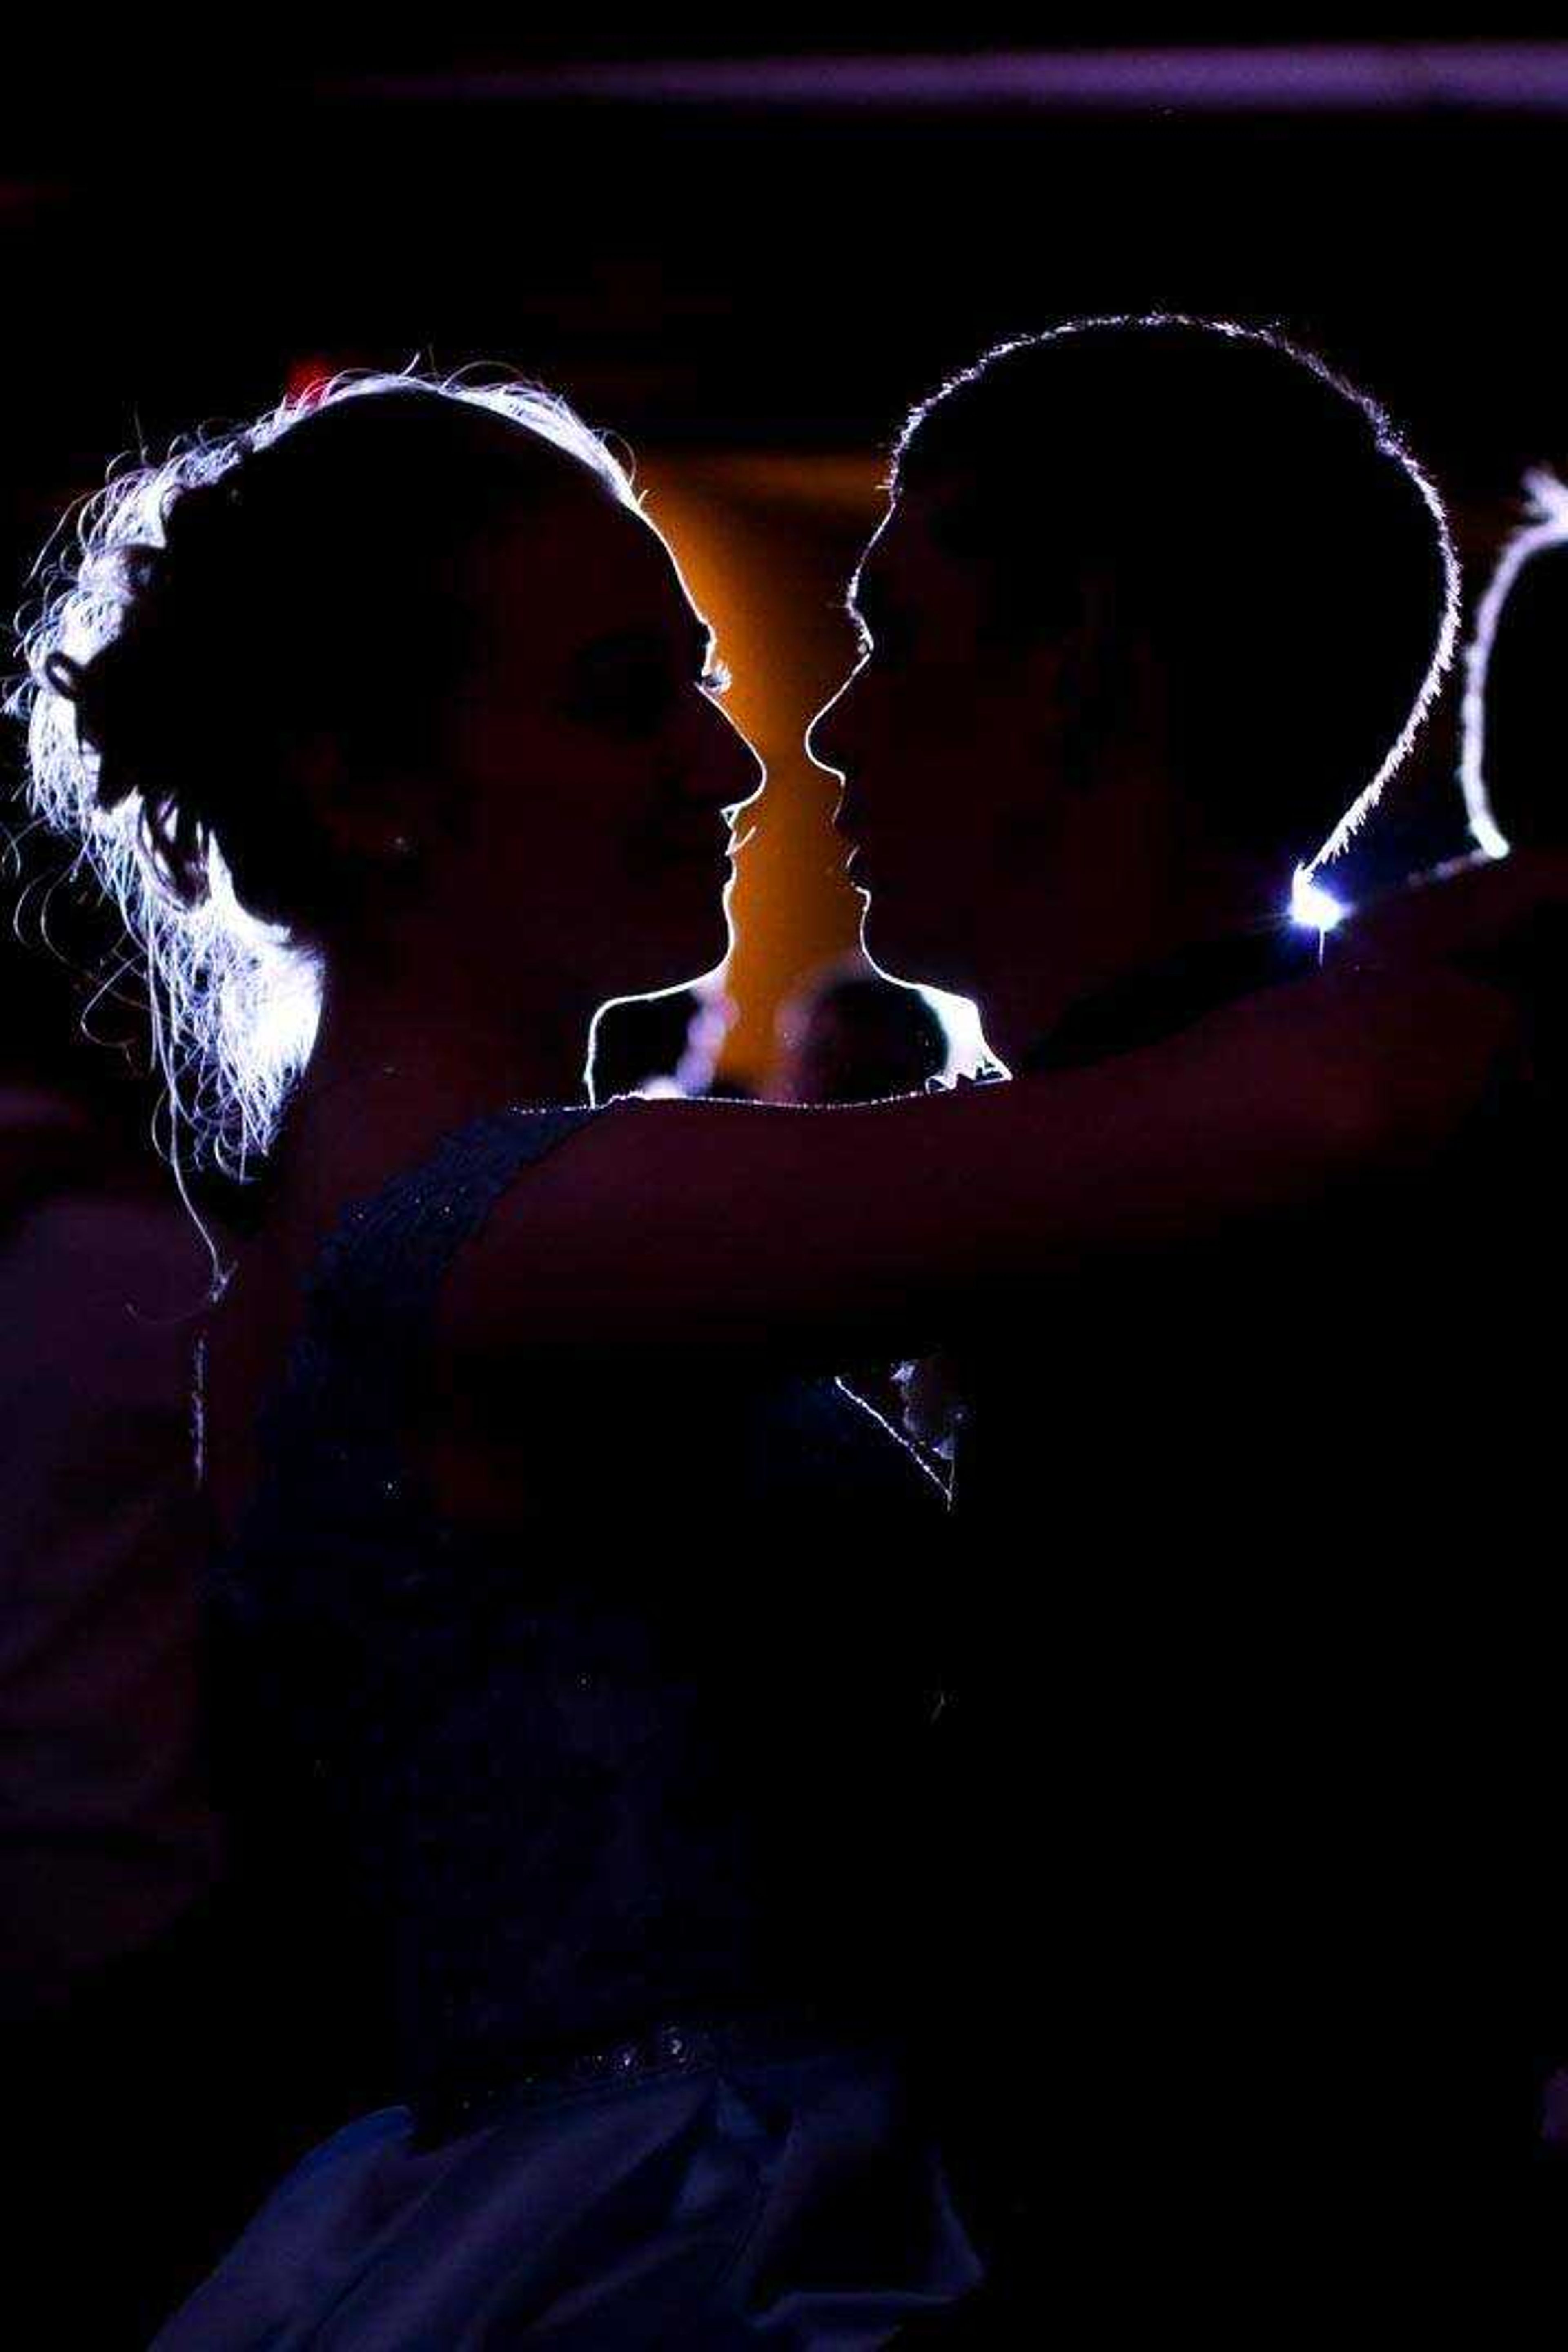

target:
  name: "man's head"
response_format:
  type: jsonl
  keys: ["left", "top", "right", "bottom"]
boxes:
{"left": 811, "top": 316, "right": 1457, "bottom": 1012}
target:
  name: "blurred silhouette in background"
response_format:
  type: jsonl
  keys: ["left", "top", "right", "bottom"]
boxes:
{"left": 771, "top": 955, "right": 948, "bottom": 1105}
{"left": 1463, "top": 468, "right": 1568, "bottom": 858}
{"left": 0, "top": 865, "right": 241, "bottom": 2339}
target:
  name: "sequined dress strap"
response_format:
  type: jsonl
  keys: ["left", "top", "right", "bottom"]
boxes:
{"left": 216, "top": 1102, "right": 599, "bottom": 1608}
{"left": 305, "top": 1101, "right": 596, "bottom": 1327}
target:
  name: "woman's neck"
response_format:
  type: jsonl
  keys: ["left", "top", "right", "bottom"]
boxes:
{"left": 278, "top": 973, "right": 598, "bottom": 1216}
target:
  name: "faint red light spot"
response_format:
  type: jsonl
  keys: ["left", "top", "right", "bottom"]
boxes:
{"left": 285, "top": 359, "right": 336, "bottom": 408}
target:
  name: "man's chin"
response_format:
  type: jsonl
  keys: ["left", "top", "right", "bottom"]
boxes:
{"left": 858, "top": 901, "right": 953, "bottom": 997}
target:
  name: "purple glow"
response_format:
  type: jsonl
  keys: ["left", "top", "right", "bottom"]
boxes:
{"left": 336, "top": 46, "right": 1568, "bottom": 116}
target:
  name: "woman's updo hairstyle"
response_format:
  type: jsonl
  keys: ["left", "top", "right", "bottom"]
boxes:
{"left": 11, "top": 370, "right": 631, "bottom": 1178}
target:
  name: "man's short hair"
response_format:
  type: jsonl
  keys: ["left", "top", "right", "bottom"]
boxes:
{"left": 895, "top": 315, "right": 1458, "bottom": 873}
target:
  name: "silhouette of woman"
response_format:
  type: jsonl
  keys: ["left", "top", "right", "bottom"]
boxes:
{"left": 15, "top": 373, "right": 1524, "bottom": 2345}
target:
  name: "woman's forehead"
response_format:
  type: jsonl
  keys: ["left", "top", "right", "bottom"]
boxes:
{"left": 474, "top": 490, "right": 698, "bottom": 650}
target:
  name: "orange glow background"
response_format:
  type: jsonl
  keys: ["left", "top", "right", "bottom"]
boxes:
{"left": 637, "top": 454, "right": 887, "bottom": 1086}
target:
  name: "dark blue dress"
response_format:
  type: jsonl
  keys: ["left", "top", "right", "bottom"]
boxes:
{"left": 156, "top": 1104, "right": 981, "bottom": 2346}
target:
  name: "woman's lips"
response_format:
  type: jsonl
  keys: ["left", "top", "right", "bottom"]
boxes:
{"left": 640, "top": 822, "right": 735, "bottom": 872}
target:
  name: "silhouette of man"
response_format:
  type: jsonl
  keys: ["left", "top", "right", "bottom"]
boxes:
{"left": 811, "top": 316, "right": 1560, "bottom": 2335}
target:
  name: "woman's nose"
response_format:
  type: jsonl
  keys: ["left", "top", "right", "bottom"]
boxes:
{"left": 702, "top": 702, "right": 765, "bottom": 816}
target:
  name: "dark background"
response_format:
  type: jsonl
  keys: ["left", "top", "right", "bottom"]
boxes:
{"left": 4, "top": 28, "right": 1566, "bottom": 484}
{"left": 4, "top": 23, "right": 1567, "bottom": 1074}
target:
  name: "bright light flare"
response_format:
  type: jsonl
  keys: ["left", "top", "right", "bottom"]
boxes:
{"left": 1290, "top": 867, "right": 1350, "bottom": 935}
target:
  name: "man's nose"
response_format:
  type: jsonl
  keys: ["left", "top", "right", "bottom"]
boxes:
{"left": 804, "top": 689, "right": 848, "bottom": 782}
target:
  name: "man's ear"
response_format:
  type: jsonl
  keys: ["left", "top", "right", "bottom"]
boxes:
{"left": 1054, "top": 571, "right": 1171, "bottom": 796}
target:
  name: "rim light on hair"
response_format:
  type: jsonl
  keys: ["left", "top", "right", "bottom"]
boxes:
{"left": 7, "top": 367, "right": 632, "bottom": 1244}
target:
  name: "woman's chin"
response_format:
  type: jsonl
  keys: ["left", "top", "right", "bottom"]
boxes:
{"left": 614, "top": 912, "right": 731, "bottom": 1002}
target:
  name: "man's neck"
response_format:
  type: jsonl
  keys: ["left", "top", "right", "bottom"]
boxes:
{"left": 976, "top": 863, "right": 1285, "bottom": 1070}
